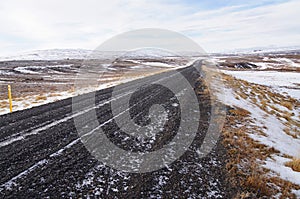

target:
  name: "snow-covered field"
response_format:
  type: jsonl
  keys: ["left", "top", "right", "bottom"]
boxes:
{"left": 212, "top": 48, "right": 300, "bottom": 70}
{"left": 0, "top": 51, "right": 192, "bottom": 115}
{"left": 222, "top": 70, "right": 300, "bottom": 100}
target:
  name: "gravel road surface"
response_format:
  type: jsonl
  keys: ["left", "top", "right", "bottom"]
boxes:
{"left": 0, "top": 61, "right": 232, "bottom": 198}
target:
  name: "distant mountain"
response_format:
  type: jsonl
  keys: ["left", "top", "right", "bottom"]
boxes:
{"left": 0, "top": 49, "right": 93, "bottom": 61}
{"left": 2, "top": 46, "right": 299, "bottom": 61}
{"left": 220, "top": 45, "right": 300, "bottom": 55}
{"left": 117, "top": 48, "right": 180, "bottom": 59}
{"left": 0, "top": 48, "right": 183, "bottom": 61}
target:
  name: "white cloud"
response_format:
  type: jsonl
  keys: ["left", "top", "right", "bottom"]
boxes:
{"left": 0, "top": 0, "right": 299, "bottom": 55}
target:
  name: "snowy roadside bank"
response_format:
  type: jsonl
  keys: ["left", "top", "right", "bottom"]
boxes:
{"left": 217, "top": 69, "right": 300, "bottom": 198}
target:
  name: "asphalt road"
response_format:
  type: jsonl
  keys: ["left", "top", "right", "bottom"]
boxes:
{"left": 0, "top": 61, "right": 232, "bottom": 198}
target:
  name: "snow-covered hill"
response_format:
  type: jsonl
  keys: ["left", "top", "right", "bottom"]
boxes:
{"left": 0, "top": 49, "right": 93, "bottom": 61}
{"left": 1, "top": 46, "right": 299, "bottom": 62}
{"left": 0, "top": 48, "right": 188, "bottom": 61}
{"left": 219, "top": 45, "right": 300, "bottom": 55}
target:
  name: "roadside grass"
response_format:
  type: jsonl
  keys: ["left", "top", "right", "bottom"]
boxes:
{"left": 223, "top": 106, "right": 299, "bottom": 198}
{"left": 221, "top": 74, "right": 300, "bottom": 198}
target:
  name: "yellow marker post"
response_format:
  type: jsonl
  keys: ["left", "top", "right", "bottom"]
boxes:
{"left": 8, "top": 85, "right": 12, "bottom": 113}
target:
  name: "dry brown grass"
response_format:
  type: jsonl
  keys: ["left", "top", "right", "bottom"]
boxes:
{"left": 35, "top": 95, "right": 47, "bottom": 101}
{"left": 245, "top": 173, "right": 270, "bottom": 195}
{"left": 283, "top": 128, "right": 298, "bottom": 139}
{"left": 0, "top": 101, "right": 8, "bottom": 109}
{"left": 285, "top": 158, "right": 300, "bottom": 172}
{"left": 281, "top": 101, "right": 293, "bottom": 110}
{"left": 229, "top": 108, "right": 250, "bottom": 117}
{"left": 68, "top": 87, "right": 75, "bottom": 93}
{"left": 14, "top": 97, "right": 23, "bottom": 102}
{"left": 48, "top": 93, "right": 61, "bottom": 97}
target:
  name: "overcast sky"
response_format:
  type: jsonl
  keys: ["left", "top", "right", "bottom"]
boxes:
{"left": 0, "top": 0, "right": 299, "bottom": 55}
